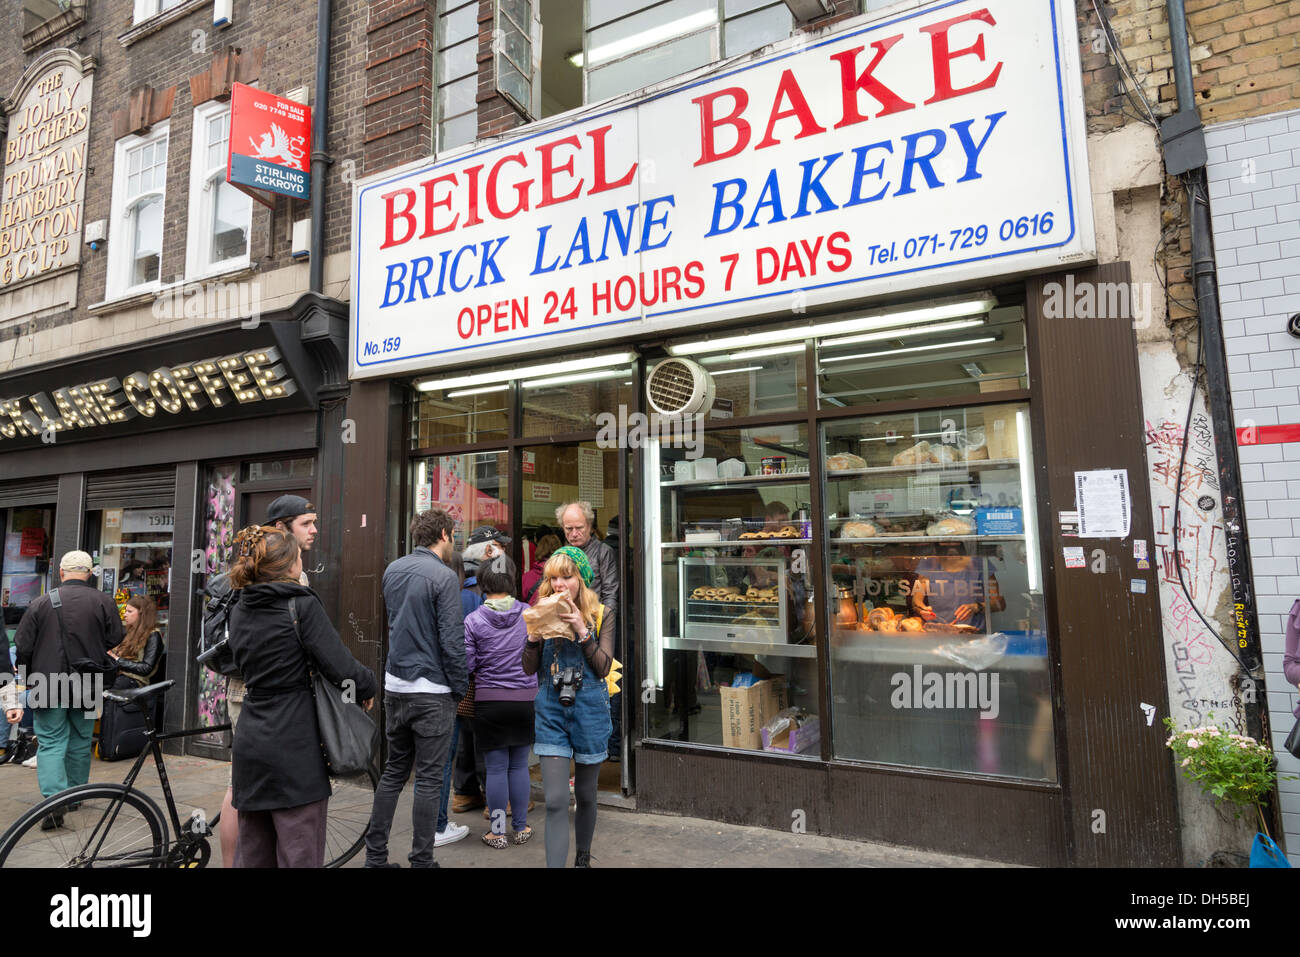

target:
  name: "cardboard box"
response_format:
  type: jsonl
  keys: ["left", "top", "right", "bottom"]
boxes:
{"left": 762, "top": 714, "right": 821, "bottom": 755}
{"left": 982, "top": 408, "right": 1020, "bottom": 460}
{"left": 720, "top": 677, "right": 788, "bottom": 751}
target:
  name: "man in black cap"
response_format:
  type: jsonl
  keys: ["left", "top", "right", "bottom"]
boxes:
{"left": 267, "top": 495, "right": 317, "bottom": 585}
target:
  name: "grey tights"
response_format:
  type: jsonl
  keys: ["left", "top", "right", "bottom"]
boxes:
{"left": 540, "top": 756, "right": 600, "bottom": 868}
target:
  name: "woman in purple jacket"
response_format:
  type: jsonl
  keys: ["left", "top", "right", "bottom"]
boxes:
{"left": 464, "top": 562, "right": 538, "bottom": 848}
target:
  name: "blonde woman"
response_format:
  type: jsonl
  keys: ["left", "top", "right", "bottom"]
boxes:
{"left": 521, "top": 546, "right": 613, "bottom": 867}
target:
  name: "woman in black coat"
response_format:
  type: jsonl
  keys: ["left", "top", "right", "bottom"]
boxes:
{"left": 226, "top": 525, "right": 377, "bottom": 868}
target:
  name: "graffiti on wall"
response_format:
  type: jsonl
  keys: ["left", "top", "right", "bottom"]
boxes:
{"left": 1145, "top": 414, "right": 1236, "bottom": 729}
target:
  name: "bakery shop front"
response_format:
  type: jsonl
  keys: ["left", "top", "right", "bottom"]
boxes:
{"left": 348, "top": 0, "right": 1180, "bottom": 865}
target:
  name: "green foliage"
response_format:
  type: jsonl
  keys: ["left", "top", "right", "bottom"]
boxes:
{"left": 1163, "top": 715, "right": 1279, "bottom": 812}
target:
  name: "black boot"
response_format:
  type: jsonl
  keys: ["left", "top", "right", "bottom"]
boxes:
{"left": 574, "top": 849, "right": 591, "bottom": 868}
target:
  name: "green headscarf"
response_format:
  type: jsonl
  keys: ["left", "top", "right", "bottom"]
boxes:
{"left": 552, "top": 545, "right": 594, "bottom": 586}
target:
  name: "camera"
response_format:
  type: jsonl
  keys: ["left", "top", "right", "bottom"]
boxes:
{"left": 552, "top": 666, "right": 584, "bottom": 707}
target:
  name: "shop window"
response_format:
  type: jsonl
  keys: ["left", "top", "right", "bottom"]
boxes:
{"left": 817, "top": 297, "right": 1028, "bottom": 408}
{"left": 412, "top": 451, "right": 511, "bottom": 550}
{"left": 437, "top": 0, "right": 480, "bottom": 152}
{"left": 244, "top": 456, "right": 316, "bottom": 483}
{"left": 2, "top": 508, "right": 55, "bottom": 629}
{"left": 196, "top": 463, "right": 238, "bottom": 744}
{"left": 822, "top": 401, "right": 1054, "bottom": 780}
{"left": 412, "top": 388, "right": 510, "bottom": 448}
{"left": 89, "top": 507, "right": 174, "bottom": 631}
{"left": 132, "top": 0, "right": 184, "bottom": 24}
{"left": 107, "top": 123, "right": 169, "bottom": 299}
{"left": 186, "top": 101, "right": 251, "bottom": 277}
{"left": 521, "top": 359, "right": 635, "bottom": 435}
{"left": 496, "top": 0, "right": 542, "bottom": 117}
{"left": 644, "top": 424, "right": 817, "bottom": 754}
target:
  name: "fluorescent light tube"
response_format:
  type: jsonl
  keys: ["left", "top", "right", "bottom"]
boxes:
{"left": 710, "top": 365, "right": 764, "bottom": 376}
{"left": 819, "top": 336, "right": 996, "bottom": 364}
{"left": 521, "top": 368, "right": 628, "bottom": 389}
{"left": 417, "top": 352, "right": 633, "bottom": 392}
{"left": 446, "top": 384, "right": 509, "bottom": 398}
{"left": 571, "top": 9, "right": 717, "bottom": 68}
{"left": 820, "top": 318, "right": 985, "bottom": 350}
{"left": 668, "top": 295, "right": 995, "bottom": 356}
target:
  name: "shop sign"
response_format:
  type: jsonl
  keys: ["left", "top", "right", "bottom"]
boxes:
{"left": 104, "top": 509, "right": 122, "bottom": 530}
{"left": 228, "top": 83, "right": 310, "bottom": 204}
{"left": 351, "top": 0, "right": 1093, "bottom": 378}
{"left": 531, "top": 482, "right": 552, "bottom": 501}
{"left": 415, "top": 483, "right": 433, "bottom": 513}
{"left": 122, "top": 509, "right": 174, "bottom": 534}
{"left": 0, "top": 53, "right": 94, "bottom": 290}
{"left": 0, "top": 346, "right": 298, "bottom": 444}
{"left": 522, "top": 450, "right": 535, "bottom": 474}
{"left": 19, "top": 527, "right": 45, "bottom": 556}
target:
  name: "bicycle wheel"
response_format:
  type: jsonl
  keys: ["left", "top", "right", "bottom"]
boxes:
{"left": 323, "top": 766, "right": 377, "bottom": 868}
{"left": 0, "top": 784, "right": 168, "bottom": 868}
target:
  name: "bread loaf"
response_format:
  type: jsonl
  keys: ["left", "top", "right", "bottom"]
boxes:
{"left": 842, "top": 521, "right": 878, "bottom": 539}
{"left": 827, "top": 452, "right": 867, "bottom": 471}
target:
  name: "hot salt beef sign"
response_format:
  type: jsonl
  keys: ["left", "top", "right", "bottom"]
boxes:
{"left": 228, "top": 83, "right": 310, "bottom": 203}
{"left": 351, "top": 0, "right": 1095, "bottom": 379}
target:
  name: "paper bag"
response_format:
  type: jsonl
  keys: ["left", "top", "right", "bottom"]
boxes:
{"left": 522, "top": 593, "right": 575, "bottom": 640}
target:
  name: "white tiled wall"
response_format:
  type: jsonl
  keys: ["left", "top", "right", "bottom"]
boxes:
{"left": 1206, "top": 107, "right": 1300, "bottom": 864}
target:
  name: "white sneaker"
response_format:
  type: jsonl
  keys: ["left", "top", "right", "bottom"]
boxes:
{"left": 21, "top": 755, "right": 36, "bottom": 768}
{"left": 434, "top": 822, "right": 469, "bottom": 846}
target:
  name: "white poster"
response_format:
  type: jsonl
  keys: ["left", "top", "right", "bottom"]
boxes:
{"left": 1074, "top": 469, "right": 1131, "bottom": 538}
{"left": 350, "top": 0, "right": 1094, "bottom": 378}
{"left": 578, "top": 447, "right": 604, "bottom": 509}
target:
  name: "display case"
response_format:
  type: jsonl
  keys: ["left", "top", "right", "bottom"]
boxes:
{"left": 820, "top": 401, "right": 1056, "bottom": 780}
{"left": 646, "top": 425, "right": 819, "bottom": 751}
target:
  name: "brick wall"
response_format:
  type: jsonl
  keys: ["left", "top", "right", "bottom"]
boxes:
{"left": 1206, "top": 109, "right": 1300, "bottom": 864}
{"left": 0, "top": 0, "right": 327, "bottom": 370}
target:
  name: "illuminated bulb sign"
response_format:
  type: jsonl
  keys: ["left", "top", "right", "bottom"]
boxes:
{"left": 0, "top": 347, "right": 297, "bottom": 442}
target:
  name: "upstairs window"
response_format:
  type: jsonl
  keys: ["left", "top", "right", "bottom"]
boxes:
{"left": 107, "top": 124, "right": 169, "bottom": 298}
{"left": 187, "top": 101, "right": 252, "bottom": 276}
{"left": 437, "top": 0, "right": 480, "bottom": 152}
{"left": 132, "top": 0, "right": 185, "bottom": 24}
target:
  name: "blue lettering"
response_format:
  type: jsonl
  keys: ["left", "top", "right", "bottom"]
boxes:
{"left": 563, "top": 219, "right": 594, "bottom": 269}
{"left": 476, "top": 237, "right": 507, "bottom": 286}
{"left": 705, "top": 179, "right": 746, "bottom": 237}
{"left": 449, "top": 245, "right": 475, "bottom": 293}
{"left": 894, "top": 129, "right": 946, "bottom": 197}
{"left": 405, "top": 256, "right": 434, "bottom": 303}
{"left": 950, "top": 111, "right": 1006, "bottom": 182}
{"left": 596, "top": 205, "right": 638, "bottom": 262}
{"left": 532, "top": 225, "right": 561, "bottom": 275}
{"left": 845, "top": 141, "right": 893, "bottom": 207}
{"left": 792, "top": 153, "right": 842, "bottom": 219}
{"left": 745, "top": 169, "right": 786, "bottom": 229}
{"left": 380, "top": 262, "right": 407, "bottom": 308}
{"left": 638, "top": 195, "right": 674, "bottom": 252}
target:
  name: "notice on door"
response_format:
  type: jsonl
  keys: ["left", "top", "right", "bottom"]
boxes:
{"left": 578, "top": 447, "right": 604, "bottom": 509}
{"left": 1074, "top": 469, "right": 1130, "bottom": 538}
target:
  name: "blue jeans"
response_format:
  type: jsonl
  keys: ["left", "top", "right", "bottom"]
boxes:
{"left": 435, "top": 714, "right": 459, "bottom": 833}
{"left": 365, "top": 692, "right": 454, "bottom": 868}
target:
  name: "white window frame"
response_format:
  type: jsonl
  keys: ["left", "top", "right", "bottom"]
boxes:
{"left": 106, "top": 122, "right": 169, "bottom": 301}
{"left": 494, "top": 0, "right": 543, "bottom": 120}
{"left": 186, "top": 100, "right": 252, "bottom": 279}
{"left": 132, "top": 0, "right": 186, "bottom": 25}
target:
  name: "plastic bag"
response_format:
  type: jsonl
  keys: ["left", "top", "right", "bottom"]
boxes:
{"left": 1250, "top": 832, "right": 1291, "bottom": 868}
{"left": 731, "top": 671, "right": 757, "bottom": 689}
{"left": 933, "top": 632, "right": 1008, "bottom": 671}
{"left": 522, "top": 594, "right": 575, "bottom": 640}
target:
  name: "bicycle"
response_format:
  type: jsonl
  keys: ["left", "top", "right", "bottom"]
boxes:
{"left": 0, "top": 679, "right": 377, "bottom": 868}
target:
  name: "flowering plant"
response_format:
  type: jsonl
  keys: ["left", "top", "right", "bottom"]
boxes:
{"left": 1163, "top": 714, "right": 1281, "bottom": 835}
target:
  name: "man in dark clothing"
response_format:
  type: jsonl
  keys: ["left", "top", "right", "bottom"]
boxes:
{"left": 14, "top": 551, "right": 123, "bottom": 811}
{"left": 365, "top": 509, "right": 468, "bottom": 868}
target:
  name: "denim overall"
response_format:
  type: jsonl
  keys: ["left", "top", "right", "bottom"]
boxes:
{"left": 534, "top": 627, "right": 612, "bottom": 765}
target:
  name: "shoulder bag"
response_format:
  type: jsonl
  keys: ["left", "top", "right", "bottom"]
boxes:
{"left": 288, "top": 596, "right": 378, "bottom": 778}
{"left": 49, "top": 589, "right": 118, "bottom": 679}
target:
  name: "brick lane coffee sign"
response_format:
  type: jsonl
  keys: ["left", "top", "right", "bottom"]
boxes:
{"left": 0, "top": 51, "right": 93, "bottom": 289}
{"left": 351, "top": 0, "right": 1095, "bottom": 379}
{"left": 228, "top": 83, "right": 310, "bottom": 204}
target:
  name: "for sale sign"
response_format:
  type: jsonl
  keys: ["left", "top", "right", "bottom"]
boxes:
{"left": 351, "top": 0, "right": 1094, "bottom": 379}
{"left": 229, "top": 83, "right": 310, "bottom": 204}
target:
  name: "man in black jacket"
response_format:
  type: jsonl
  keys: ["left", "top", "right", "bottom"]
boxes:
{"left": 14, "top": 551, "right": 122, "bottom": 811}
{"left": 365, "top": 509, "right": 468, "bottom": 868}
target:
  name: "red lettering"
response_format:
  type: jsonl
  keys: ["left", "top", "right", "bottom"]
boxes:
{"left": 831, "top": 38, "right": 915, "bottom": 128}
{"left": 537, "top": 135, "right": 584, "bottom": 208}
{"left": 684, "top": 261, "right": 705, "bottom": 298}
{"left": 692, "top": 87, "right": 750, "bottom": 166}
{"left": 486, "top": 153, "right": 531, "bottom": 219}
{"left": 922, "top": 9, "right": 1003, "bottom": 105}
{"left": 587, "top": 125, "right": 637, "bottom": 194}
{"left": 381, "top": 188, "right": 418, "bottom": 249}
{"left": 756, "top": 247, "right": 779, "bottom": 284}
{"left": 827, "top": 231, "right": 852, "bottom": 272}
{"left": 419, "top": 173, "right": 459, "bottom": 238}
{"left": 755, "top": 70, "right": 827, "bottom": 150}
{"left": 463, "top": 164, "right": 484, "bottom": 227}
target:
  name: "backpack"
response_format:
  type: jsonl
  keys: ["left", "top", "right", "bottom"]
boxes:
{"left": 196, "top": 572, "right": 241, "bottom": 677}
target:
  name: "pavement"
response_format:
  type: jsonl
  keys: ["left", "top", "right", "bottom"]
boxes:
{"left": 0, "top": 749, "right": 1014, "bottom": 868}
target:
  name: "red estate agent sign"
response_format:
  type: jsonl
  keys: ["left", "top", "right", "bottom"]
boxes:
{"left": 228, "top": 83, "right": 310, "bottom": 205}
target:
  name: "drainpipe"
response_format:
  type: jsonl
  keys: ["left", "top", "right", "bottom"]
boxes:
{"left": 310, "top": 0, "right": 332, "bottom": 293}
{"left": 1164, "top": 2, "right": 1265, "bottom": 724}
